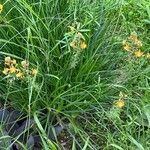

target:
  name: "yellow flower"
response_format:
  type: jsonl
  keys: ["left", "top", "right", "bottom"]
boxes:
{"left": 0, "top": 4, "right": 3, "bottom": 13}
{"left": 80, "top": 41, "right": 87, "bottom": 49}
{"left": 134, "top": 49, "right": 143, "bottom": 58}
{"left": 21, "top": 60, "right": 29, "bottom": 68}
{"left": 9, "top": 66, "right": 16, "bottom": 73}
{"left": 5, "top": 57, "right": 11, "bottom": 65}
{"left": 31, "top": 68, "right": 38, "bottom": 76}
{"left": 115, "top": 99, "right": 125, "bottom": 108}
{"left": 2, "top": 68, "right": 9, "bottom": 75}
{"left": 16, "top": 72, "right": 23, "bottom": 79}
{"left": 147, "top": 53, "right": 150, "bottom": 59}
{"left": 123, "top": 43, "right": 130, "bottom": 51}
{"left": 11, "top": 59, "right": 17, "bottom": 65}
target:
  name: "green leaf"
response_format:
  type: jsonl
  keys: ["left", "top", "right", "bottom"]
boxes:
{"left": 128, "top": 135, "right": 144, "bottom": 150}
{"left": 0, "top": 126, "right": 12, "bottom": 150}
{"left": 109, "top": 144, "right": 124, "bottom": 150}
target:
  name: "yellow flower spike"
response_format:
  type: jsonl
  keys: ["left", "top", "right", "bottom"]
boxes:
{"left": 134, "top": 49, "right": 143, "bottom": 58}
{"left": 0, "top": 4, "right": 3, "bottom": 13}
{"left": 80, "top": 41, "right": 87, "bottom": 49}
{"left": 115, "top": 99, "right": 125, "bottom": 108}
{"left": 147, "top": 53, "right": 150, "bottom": 59}
{"left": 31, "top": 68, "right": 38, "bottom": 76}
{"left": 9, "top": 66, "right": 16, "bottom": 73}
{"left": 21, "top": 60, "right": 29, "bottom": 68}
{"left": 5, "top": 57, "right": 11, "bottom": 65}
{"left": 2, "top": 68, "right": 9, "bottom": 75}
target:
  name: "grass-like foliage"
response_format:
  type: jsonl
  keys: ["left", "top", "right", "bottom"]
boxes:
{"left": 0, "top": 0, "right": 150, "bottom": 149}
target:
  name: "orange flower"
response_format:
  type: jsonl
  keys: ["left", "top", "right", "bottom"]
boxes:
{"left": 31, "top": 68, "right": 38, "bottom": 76}
{"left": 9, "top": 66, "right": 16, "bottom": 73}
{"left": 0, "top": 4, "right": 3, "bottom": 13}
{"left": 115, "top": 99, "right": 125, "bottom": 108}
{"left": 134, "top": 49, "right": 143, "bottom": 58}
{"left": 16, "top": 72, "right": 23, "bottom": 79}
{"left": 2, "top": 68, "right": 9, "bottom": 75}
{"left": 80, "top": 41, "right": 87, "bottom": 49}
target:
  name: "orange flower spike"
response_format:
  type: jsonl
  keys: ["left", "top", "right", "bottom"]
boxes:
{"left": 134, "top": 49, "right": 143, "bottom": 58}
{"left": 115, "top": 99, "right": 125, "bottom": 108}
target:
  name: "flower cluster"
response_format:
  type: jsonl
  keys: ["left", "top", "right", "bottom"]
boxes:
{"left": 122, "top": 32, "right": 144, "bottom": 57}
{"left": 68, "top": 23, "right": 87, "bottom": 50}
{"left": 123, "top": 32, "right": 150, "bottom": 59}
{"left": 2, "top": 57, "right": 38, "bottom": 81}
{"left": 114, "top": 92, "right": 126, "bottom": 108}
{"left": 69, "top": 32, "right": 87, "bottom": 50}
{"left": 0, "top": 4, "right": 3, "bottom": 14}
